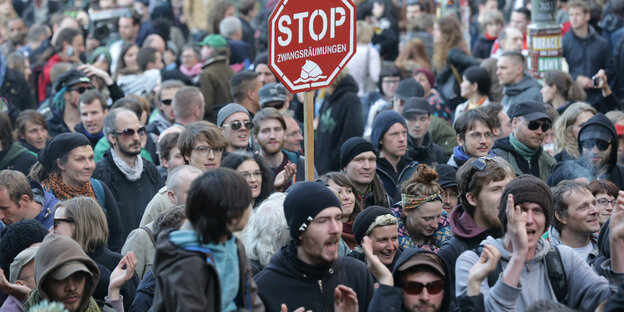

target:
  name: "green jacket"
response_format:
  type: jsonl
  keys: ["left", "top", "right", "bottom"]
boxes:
{"left": 428, "top": 116, "right": 458, "bottom": 157}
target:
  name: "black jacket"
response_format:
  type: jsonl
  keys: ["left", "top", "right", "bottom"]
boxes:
{"left": 0, "top": 68, "right": 36, "bottom": 113}
{"left": 407, "top": 133, "right": 448, "bottom": 166}
{"left": 92, "top": 150, "right": 163, "bottom": 241}
{"left": 315, "top": 74, "right": 363, "bottom": 174}
{"left": 435, "top": 48, "right": 480, "bottom": 109}
{"left": 578, "top": 113, "right": 624, "bottom": 189}
{"left": 471, "top": 36, "right": 496, "bottom": 59}
{"left": 254, "top": 241, "right": 374, "bottom": 312}
{"left": 376, "top": 157, "right": 418, "bottom": 202}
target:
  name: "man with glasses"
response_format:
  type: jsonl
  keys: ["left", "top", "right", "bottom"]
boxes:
{"left": 218, "top": 103, "right": 255, "bottom": 153}
{"left": 449, "top": 109, "right": 495, "bottom": 169}
{"left": 549, "top": 181, "right": 600, "bottom": 263}
{"left": 178, "top": 121, "right": 229, "bottom": 172}
{"left": 94, "top": 108, "right": 163, "bottom": 240}
{"left": 46, "top": 70, "right": 93, "bottom": 137}
{"left": 492, "top": 101, "right": 556, "bottom": 182}
{"left": 146, "top": 80, "right": 184, "bottom": 140}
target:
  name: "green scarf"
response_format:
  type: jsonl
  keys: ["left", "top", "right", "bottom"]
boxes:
{"left": 0, "top": 143, "right": 35, "bottom": 169}
{"left": 23, "top": 288, "right": 101, "bottom": 312}
{"left": 509, "top": 133, "right": 539, "bottom": 163}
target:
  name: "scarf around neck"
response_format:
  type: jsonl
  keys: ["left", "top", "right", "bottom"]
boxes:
{"left": 44, "top": 172, "right": 95, "bottom": 201}
{"left": 509, "top": 133, "right": 539, "bottom": 163}
{"left": 111, "top": 149, "right": 143, "bottom": 181}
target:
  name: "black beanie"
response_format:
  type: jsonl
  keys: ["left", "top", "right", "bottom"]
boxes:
{"left": 284, "top": 181, "right": 342, "bottom": 240}
{"left": 38, "top": 133, "right": 91, "bottom": 169}
{"left": 0, "top": 220, "right": 49, "bottom": 277}
{"left": 352, "top": 206, "right": 395, "bottom": 244}
{"left": 340, "top": 137, "right": 378, "bottom": 169}
{"left": 370, "top": 110, "right": 407, "bottom": 149}
{"left": 498, "top": 174, "right": 553, "bottom": 233}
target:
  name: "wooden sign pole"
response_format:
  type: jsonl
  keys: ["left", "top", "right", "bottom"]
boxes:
{"left": 304, "top": 91, "right": 315, "bottom": 181}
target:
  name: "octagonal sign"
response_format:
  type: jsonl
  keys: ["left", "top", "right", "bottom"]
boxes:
{"left": 269, "top": 0, "right": 356, "bottom": 93}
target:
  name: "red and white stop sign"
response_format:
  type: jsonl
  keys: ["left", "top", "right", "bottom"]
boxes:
{"left": 268, "top": 0, "right": 356, "bottom": 94}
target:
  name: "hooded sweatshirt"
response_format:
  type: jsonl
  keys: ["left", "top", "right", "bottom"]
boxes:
{"left": 500, "top": 74, "right": 542, "bottom": 112}
{"left": 254, "top": 241, "right": 374, "bottom": 312}
{"left": 24, "top": 234, "right": 100, "bottom": 312}
{"left": 455, "top": 236, "right": 623, "bottom": 312}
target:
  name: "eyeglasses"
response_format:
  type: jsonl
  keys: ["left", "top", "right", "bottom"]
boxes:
{"left": 192, "top": 145, "right": 223, "bottom": 157}
{"left": 53, "top": 217, "right": 75, "bottom": 228}
{"left": 160, "top": 99, "right": 172, "bottom": 106}
{"left": 69, "top": 85, "right": 94, "bottom": 94}
{"left": 240, "top": 170, "right": 262, "bottom": 180}
{"left": 114, "top": 126, "right": 146, "bottom": 138}
{"left": 222, "top": 121, "right": 254, "bottom": 131}
{"left": 468, "top": 131, "right": 493, "bottom": 141}
{"left": 582, "top": 139, "right": 611, "bottom": 151}
{"left": 524, "top": 120, "right": 551, "bottom": 132}
{"left": 597, "top": 198, "right": 617, "bottom": 206}
{"left": 403, "top": 280, "right": 444, "bottom": 295}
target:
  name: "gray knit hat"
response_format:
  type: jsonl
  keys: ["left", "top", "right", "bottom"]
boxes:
{"left": 217, "top": 103, "right": 251, "bottom": 127}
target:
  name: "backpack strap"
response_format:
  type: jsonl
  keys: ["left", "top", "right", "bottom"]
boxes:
{"left": 90, "top": 178, "right": 107, "bottom": 214}
{"left": 140, "top": 225, "right": 156, "bottom": 246}
{"left": 545, "top": 246, "right": 567, "bottom": 304}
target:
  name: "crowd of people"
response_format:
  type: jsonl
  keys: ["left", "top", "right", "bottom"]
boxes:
{"left": 3, "top": 0, "right": 624, "bottom": 311}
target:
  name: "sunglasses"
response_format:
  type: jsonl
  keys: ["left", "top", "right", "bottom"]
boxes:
{"left": 582, "top": 139, "right": 610, "bottom": 151}
{"left": 115, "top": 126, "right": 146, "bottom": 138}
{"left": 160, "top": 99, "right": 173, "bottom": 106}
{"left": 264, "top": 102, "right": 285, "bottom": 110}
{"left": 526, "top": 120, "right": 550, "bottom": 132}
{"left": 69, "top": 86, "right": 94, "bottom": 94}
{"left": 223, "top": 121, "right": 254, "bottom": 131}
{"left": 467, "top": 156, "right": 498, "bottom": 183}
{"left": 53, "top": 217, "right": 75, "bottom": 228}
{"left": 403, "top": 280, "right": 444, "bottom": 295}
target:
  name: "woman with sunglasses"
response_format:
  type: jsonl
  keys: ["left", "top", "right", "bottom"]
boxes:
{"left": 30, "top": 132, "right": 123, "bottom": 252}
{"left": 391, "top": 164, "right": 451, "bottom": 252}
{"left": 52, "top": 196, "right": 139, "bottom": 309}
{"left": 552, "top": 102, "right": 597, "bottom": 162}
{"left": 221, "top": 151, "right": 274, "bottom": 208}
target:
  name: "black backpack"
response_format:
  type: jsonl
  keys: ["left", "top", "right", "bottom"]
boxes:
{"left": 471, "top": 246, "right": 568, "bottom": 304}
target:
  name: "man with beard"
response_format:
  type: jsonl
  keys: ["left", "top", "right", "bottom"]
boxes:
{"left": 254, "top": 181, "right": 374, "bottom": 311}
{"left": 437, "top": 156, "right": 515, "bottom": 303}
{"left": 449, "top": 109, "right": 495, "bottom": 169}
{"left": 253, "top": 107, "right": 304, "bottom": 190}
{"left": 549, "top": 181, "right": 600, "bottom": 263}
{"left": 75, "top": 90, "right": 108, "bottom": 147}
{"left": 492, "top": 101, "right": 555, "bottom": 182}
{"left": 93, "top": 108, "right": 163, "bottom": 241}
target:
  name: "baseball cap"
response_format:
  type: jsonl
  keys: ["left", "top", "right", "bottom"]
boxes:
{"left": 402, "top": 97, "right": 430, "bottom": 116}
{"left": 395, "top": 78, "right": 424, "bottom": 101}
{"left": 50, "top": 260, "right": 92, "bottom": 280}
{"left": 579, "top": 124, "right": 612, "bottom": 142}
{"left": 54, "top": 70, "right": 91, "bottom": 92}
{"left": 396, "top": 251, "right": 446, "bottom": 278}
{"left": 507, "top": 101, "right": 551, "bottom": 122}
{"left": 259, "top": 83, "right": 287, "bottom": 107}
{"left": 9, "top": 246, "right": 38, "bottom": 283}
{"left": 196, "top": 34, "right": 228, "bottom": 48}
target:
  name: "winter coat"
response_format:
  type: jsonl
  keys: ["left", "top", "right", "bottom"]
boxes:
{"left": 315, "top": 74, "right": 363, "bottom": 174}
{"left": 472, "top": 36, "right": 496, "bottom": 59}
{"left": 492, "top": 136, "right": 556, "bottom": 182}
{"left": 435, "top": 48, "right": 480, "bottom": 109}
{"left": 30, "top": 180, "right": 58, "bottom": 231}
{"left": 0, "top": 68, "right": 36, "bottom": 113}
{"left": 407, "top": 133, "right": 447, "bottom": 167}
{"left": 376, "top": 157, "right": 418, "bottom": 202}
{"left": 93, "top": 150, "right": 163, "bottom": 241}
{"left": 428, "top": 116, "right": 458, "bottom": 157}
{"left": 500, "top": 74, "right": 542, "bottom": 112}
{"left": 151, "top": 228, "right": 264, "bottom": 312}
{"left": 0, "top": 143, "right": 37, "bottom": 177}
{"left": 198, "top": 55, "right": 234, "bottom": 123}
{"left": 254, "top": 241, "right": 374, "bottom": 312}
{"left": 455, "top": 236, "right": 623, "bottom": 312}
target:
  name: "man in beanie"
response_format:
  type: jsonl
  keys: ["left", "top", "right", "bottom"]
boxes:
{"left": 455, "top": 174, "right": 624, "bottom": 311}
{"left": 434, "top": 164, "right": 458, "bottom": 214}
{"left": 254, "top": 181, "right": 374, "bottom": 311}
{"left": 198, "top": 34, "right": 234, "bottom": 123}
{"left": 401, "top": 97, "right": 447, "bottom": 167}
{"left": 45, "top": 69, "right": 92, "bottom": 137}
{"left": 340, "top": 137, "right": 391, "bottom": 209}
{"left": 492, "top": 101, "right": 556, "bottom": 182}
{"left": 349, "top": 206, "right": 402, "bottom": 271}
{"left": 372, "top": 110, "right": 418, "bottom": 202}
{"left": 218, "top": 103, "right": 254, "bottom": 153}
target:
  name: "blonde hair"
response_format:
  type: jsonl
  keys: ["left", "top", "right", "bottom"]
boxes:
{"left": 58, "top": 197, "right": 109, "bottom": 253}
{"left": 395, "top": 38, "right": 432, "bottom": 74}
{"left": 553, "top": 102, "right": 596, "bottom": 158}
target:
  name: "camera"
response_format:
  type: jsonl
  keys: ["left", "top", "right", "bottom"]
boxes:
{"left": 87, "top": 8, "right": 131, "bottom": 45}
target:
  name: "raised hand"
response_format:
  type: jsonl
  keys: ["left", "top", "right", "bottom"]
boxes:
{"left": 0, "top": 268, "right": 32, "bottom": 300}
{"left": 280, "top": 303, "right": 310, "bottom": 312}
{"left": 334, "top": 284, "right": 358, "bottom": 312}
{"left": 467, "top": 244, "right": 501, "bottom": 296}
{"left": 505, "top": 194, "right": 528, "bottom": 256}
{"left": 362, "top": 236, "right": 394, "bottom": 286}
{"left": 108, "top": 251, "right": 137, "bottom": 300}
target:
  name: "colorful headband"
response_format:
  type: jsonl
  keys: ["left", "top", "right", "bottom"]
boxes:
{"left": 402, "top": 193, "right": 443, "bottom": 210}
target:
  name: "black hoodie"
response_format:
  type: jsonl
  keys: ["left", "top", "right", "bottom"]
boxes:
{"left": 577, "top": 113, "right": 624, "bottom": 189}
{"left": 254, "top": 241, "right": 374, "bottom": 312}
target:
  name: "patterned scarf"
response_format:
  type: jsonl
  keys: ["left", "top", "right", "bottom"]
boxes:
{"left": 43, "top": 172, "right": 95, "bottom": 201}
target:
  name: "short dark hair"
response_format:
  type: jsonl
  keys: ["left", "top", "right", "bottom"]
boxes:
{"left": 588, "top": 179, "right": 619, "bottom": 200}
{"left": 53, "top": 27, "right": 81, "bottom": 51}
{"left": 252, "top": 107, "right": 286, "bottom": 136}
{"left": 110, "top": 97, "right": 142, "bottom": 119}
{"left": 137, "top": 47, "right": 158, "bottom": 72}
{"left": 513, "top": 7, "right": 531, "bottom": 20}
{"left": 552, "top": 180, "right": 591, "bottom": 232}
{"left": 378, "top": 64, "right": 402, "bottom": 96}
{"left": 454, "top": 109, "right": 493, "bottom": 140}
{"left": 220, "top": 151, "right": 275, "bottom": 206}
{"left": 477, "top": 102, "right": 504, "bottom": 130}
{"left": 457, "top": 156, "right": 514, "bottom": 216}
{"left": 158, "top": 132, "right": 181, "bottom": 161}
{"left": 178, "top": 121, "right": 228, "bottom": 163}
{"left": 230, "top": 71, "right": 259, "bottom": 102}
{"left": 186, "top": 168, "right": 252, "bottom": 244}
{"left": 463, "top": 66, "right": 490, "bottom": 96}
{"left": 79, "top": 90, "right": 107, "bottom": 112}
{"left": 500, "top": 51, "right": 525, "bottom": 67}
{"left": 119, "top": 10, "right": 141, "bottom": 26}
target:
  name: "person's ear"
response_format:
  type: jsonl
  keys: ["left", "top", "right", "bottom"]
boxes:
{"left": 57, "top": 158, "right": 65, "bottom": 171}
{"left": 167, "top": 190, "right": 176, "bottom": 204}
{"left": 457, "top": 134, "right": 464, "bottom": 147}
{"left": 18, "top": 194, "right": 30, "bottom": 208}
{"left": 107, "top": 134, "right": 116, "bottom": 147}
{"left": 466, "top": 192, "right": 478, "bottom": 207}
{"left": 554, "top": 210, "right": 567, "bottom": 225}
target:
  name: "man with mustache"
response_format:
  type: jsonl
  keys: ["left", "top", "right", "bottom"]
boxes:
{"left": 448, "top": 109, "right": 495, "bottom": 169}
{"left": 492, "top": 101, "right": 556, "bottom": 182}
{"left": 549, "top": 181, "right": 600, "bottom": 263}
{"left": 93, "top": 108, "right": 163, "bottom": 241}
{"left": 254, "top": 181, "right": 374, "bottom": 311}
